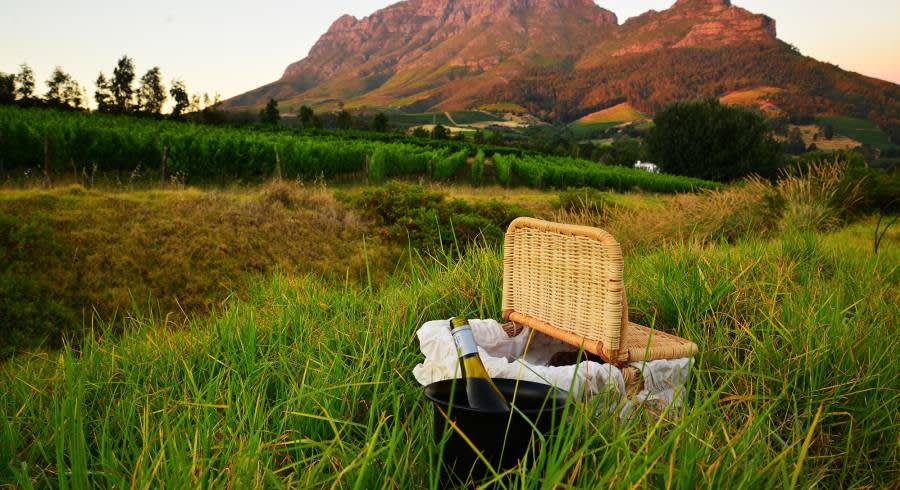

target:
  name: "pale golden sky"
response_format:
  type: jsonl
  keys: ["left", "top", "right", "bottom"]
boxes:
{"left": 1, "top": 0, "right": 898, "bottom": 102}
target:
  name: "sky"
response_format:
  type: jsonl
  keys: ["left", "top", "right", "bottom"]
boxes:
{"left": 1, "top": 0, "right": 898, "bottom": 106}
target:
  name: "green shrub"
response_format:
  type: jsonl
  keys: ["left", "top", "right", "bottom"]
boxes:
{"left": 493, "top": 153, "right": 512, "bottom": 186}
{"left": 471, "top": 150, "right": 485, "bottom": 184}
{"left": 0, "top": 212, "right": 74, "bottom": 356}
{"left": 556, "top": 187, "right": 607, "bottom": 213}
{"left": 345, "top": 182, "right": 529, "bottom": 253}
{"left": 432, "top": 149, "right": 468, "bottom": 181}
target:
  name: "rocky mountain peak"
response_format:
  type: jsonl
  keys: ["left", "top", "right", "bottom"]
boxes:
{"left": 673, "top": 0, "right": 732, "bottom": 11}
{"left": 225, "top": 0, "right": 790, "bottom": 113}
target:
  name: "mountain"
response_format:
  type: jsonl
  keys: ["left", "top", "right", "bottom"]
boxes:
{"left": 222, "top": 0, "right": 899, "bottom": 137}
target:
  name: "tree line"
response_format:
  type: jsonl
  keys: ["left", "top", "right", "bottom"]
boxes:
{"left": 0, "top": 56, "right": 219, "bottom": 118}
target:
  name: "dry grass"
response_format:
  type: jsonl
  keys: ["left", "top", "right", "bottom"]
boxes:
{"left": 775, "top": 160, "right": 864, "bottom": 231}
{"left": 0, "top": 181, "right": 379, "bottom": 351}
{"left": 786, "top": 124, "right": 862, "bottom": 151}
{"left": 552, "top": 159, "right": 863, "bottom": 252}
{"left": 575, "top": 102, "right": 647, "bottom": 124}
{"left": 554, "top": 178, "right": 777, "bottom": 252}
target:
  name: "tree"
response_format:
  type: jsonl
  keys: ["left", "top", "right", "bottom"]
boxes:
{"left": 645, "top": 99, "right": 782, "bottom": 181}
{"left": 0, "top": 73, "right": 15, "bottom": 105}
{"left": 784, "top": 127, "right": 807, "bottom": 155}
{"left": 44, "top": 67, "right": 84, "bottom": 109}
{"left": 169, "top": 79, "right": 189, "bottom": 117}
{"left": 137, "top": 67, "right": 166, "bottom": 115}
{"left": 594, "top": 137, "right": 641, "bottom": 167}
{"left": 15, "top": 63, "right": 35, "bottom": 101}
{"left": 371, "top": 112, "right": 389, "bottom": 132}
{"left": 259, "top": 98, "right": 280, "bottom": 125}
{"left": 298, "top": 105, "right": 315, "bottom": 128}
{"left": 432, "top": 124, "right": 449, "bottom": 140}
{"left": 94, "top": 73, "right": 113, "bottom": 112}
{"left": 110, "top": 55, "right": 136, "bottom": 113}
{"left": 337, "top": 110, "right": 352, "bottom": 130}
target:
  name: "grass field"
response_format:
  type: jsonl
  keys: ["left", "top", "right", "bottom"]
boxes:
{"left": 0, "top": 182, "right": 384, "bottom": 355}
{"left": 570, "top": 103, "right": 648, "bottom": 139}
{"left": 789, "top": 124, "right": 862, "bottom": 151}
{"left": 1, "top": 163, "right": 898, "bottom": 487}
{"left": 719, "top": 86, "right": 784, "bottom": 115}
{"left": 816, "top": 116, "right": 895, "bottom": 150}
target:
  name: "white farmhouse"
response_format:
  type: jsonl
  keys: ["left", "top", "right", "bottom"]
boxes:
{"left": 634, "top": 161, "right": 660, "bottom": 174}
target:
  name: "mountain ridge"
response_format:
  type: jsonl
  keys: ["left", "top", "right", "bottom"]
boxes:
{"left": 222, "top": 0, "right": 898, "bottom": 137}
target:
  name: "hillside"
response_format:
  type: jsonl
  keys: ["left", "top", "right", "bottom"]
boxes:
{"left": 222, "top": 0, "right": 899, "bottom": 138}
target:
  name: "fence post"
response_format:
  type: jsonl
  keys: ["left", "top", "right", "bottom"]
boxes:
{"left": 43, "top": 136, "right": 51, "bottom": 188}
{"left": 364, "top": 153, "right": 369, "bottom": 184}
{"left": 160, "top": 145, "right": 169, "bottom": 187}
{"left": 274, "top": 146, "right": 282, "bottom": 181}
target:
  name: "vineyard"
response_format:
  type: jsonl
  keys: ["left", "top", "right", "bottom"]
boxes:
{"left": 0, "top": 106, "right": 718, "bottom": 192}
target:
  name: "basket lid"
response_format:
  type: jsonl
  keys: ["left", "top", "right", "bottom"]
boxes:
{"left": 501, "top": 217, "right": 697, "bottom": 364}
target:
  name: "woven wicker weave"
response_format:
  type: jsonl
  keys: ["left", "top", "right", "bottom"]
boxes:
{"left": 501, "top": 217, "right": 698, "bottom": 366}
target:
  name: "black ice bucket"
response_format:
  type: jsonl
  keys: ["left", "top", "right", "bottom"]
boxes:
{"left": 424, "top": 378, "right": 570, "bottom": 480}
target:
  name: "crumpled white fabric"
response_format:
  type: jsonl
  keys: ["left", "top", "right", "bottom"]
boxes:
{"left": 412, "top": 319, "right": 693, "bottom": 418}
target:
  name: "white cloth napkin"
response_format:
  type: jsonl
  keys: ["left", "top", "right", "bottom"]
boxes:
{"left": 412, "top": 318, "right": 693, "bottom": 417}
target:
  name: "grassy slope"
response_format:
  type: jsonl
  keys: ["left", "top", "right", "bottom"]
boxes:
{"left": 0, "top": 183, "right": 378, "bottom": 353}
{"left": 719, "top": 86, "right": 783, "bottom": 106}
{"left": 816, "top": 116, "right": 895, "bottom": 150}
{"left": 1, "top": 219, "right": 897, "bottom": 487}
{"left": 570, "top": 103, "right": 648, "bottom": 139}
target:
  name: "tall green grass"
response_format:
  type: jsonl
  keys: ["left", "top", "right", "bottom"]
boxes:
{"left": 1, "top": 222, "right": 897, "bottom": 487}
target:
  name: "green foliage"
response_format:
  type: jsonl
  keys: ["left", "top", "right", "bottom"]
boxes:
{"left": 137, "top": 67, "right": 166, "bottom": 115}
{"left": 784, "top": 127, "right": 807, "bottom": 155}
{"left": 0, "top": 106, "right": 718, "bottom": 193}
{"left": 371, "top": 112, "right": 389, "bottom": 132}
{"left": 345, "top": 182, "right": 528, "bottom": 252}
{"left": 431, "top": 124, "right": 449, "bottom": 140}
{"left": 498, "top": 153, "right": 718, "bottom": 193}
{"left": 94, "top": 73, "right": 113, "bottom": 113}
{"left": 646, "top": 99, "right": 782, "bottom": 181}
{"left": 367, "top": 145, "right": 437, "bottom": 183}
{"left": 337, "top": 110, "right": 352, "bottom": 130}
{"left": 817, "top": 115, "right": 894, "bottom": 150}
{"left": 259, "top": 99, "right": 280, "bottom": 125}
{"left": 0, "top": 73, "right": 14, "bottom": 105}
{"left": 556, "top": 187, "right": 607, "bottom": 213}
{"left": 110, "top": 55, "right": 136, "bottom": 113}
{"left": 168, "top": 79, "right": 189, "bottom": 117}
{"left": 592, "top": 137, "right": 642, "bottom": 167}
{"left": 493, "top": 153, "right": 512, "bottom": 186}
{"left": 432, "top": 149, "right": 468, "bottom": 181}
{"left": 0, "top": 106, "right": 427, "bottom": 181}
{"left": 44, "top": 67, "right": 83, "bottom": 109}
{"left": 298, "top": 105, "right": 316, "bottom": 128}
{"left": 471, "top": 149, "right": 485, "bottom": 184}
{"left": 0, "top": 212, "right": 73, "bottom": 356}
{"left": 15, "top": 63, "right": 35, "bottom": 101}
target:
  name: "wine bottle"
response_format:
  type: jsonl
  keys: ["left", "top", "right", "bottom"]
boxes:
{"left": 450, "top": 317, "right": 510, "bottom": 411}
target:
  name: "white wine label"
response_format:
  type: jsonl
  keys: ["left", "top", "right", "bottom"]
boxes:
{"left": 451, "top": 325, "right": 478, "bottom": 358}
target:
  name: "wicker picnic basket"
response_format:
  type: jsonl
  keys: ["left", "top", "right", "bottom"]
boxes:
{"left": 499, "top": 217, "right": 698, "bottom": 373}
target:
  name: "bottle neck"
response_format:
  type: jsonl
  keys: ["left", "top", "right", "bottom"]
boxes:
{"left": 451, "top": 325, "right": 478, "bottom": 359}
